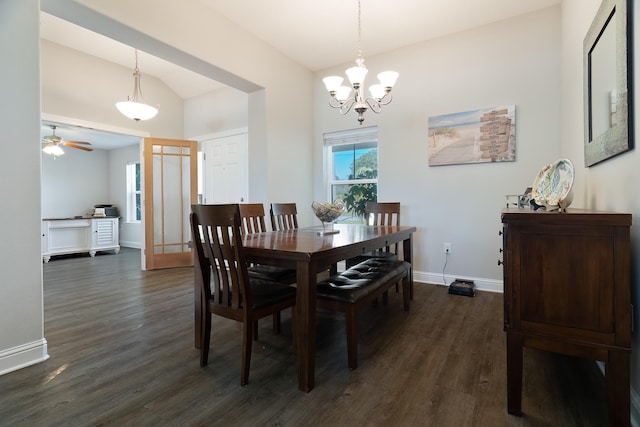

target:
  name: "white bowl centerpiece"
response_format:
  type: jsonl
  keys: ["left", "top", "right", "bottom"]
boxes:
{"left": 312, "top": 200, "right": 345, "bottom": 235}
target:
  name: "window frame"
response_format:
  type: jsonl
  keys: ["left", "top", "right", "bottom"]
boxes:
{"left": 324, "top": 127, "right": 378, "bottom": 221}
{"left": 126, "top": 162, "right": 141, "bottom": 223}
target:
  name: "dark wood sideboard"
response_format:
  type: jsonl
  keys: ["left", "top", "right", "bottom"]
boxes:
{"left": 501, "top": 208, "right": 631, "bottom": 426}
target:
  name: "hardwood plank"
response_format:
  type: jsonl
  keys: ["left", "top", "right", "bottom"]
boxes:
{"left": 0, "top": 248, "right": 611, "bottom": 426}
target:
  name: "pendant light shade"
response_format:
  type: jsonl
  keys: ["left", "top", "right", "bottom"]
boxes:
{"left": 116, "top": 99, "right": 158, "bottom": 121}
{"left": 116, "top": 49, "right": 158, "bottom": 121}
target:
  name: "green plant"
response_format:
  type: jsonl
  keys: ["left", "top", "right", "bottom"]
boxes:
{"left": 342, "top": 183, "right": 377, "bottom": 218}
{"left": 333, "top": 146, "right": 378, "bottom": 219}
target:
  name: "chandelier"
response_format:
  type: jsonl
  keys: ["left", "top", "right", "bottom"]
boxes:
{"left": 116, "top": 49, "right": 158, "bottom": 121}
{"left": 322, "top": 0, "right": 398, "bottom": 125}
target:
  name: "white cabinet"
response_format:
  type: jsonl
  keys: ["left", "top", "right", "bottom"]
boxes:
{"left": 90, "top": 218, "right": 120, "bottom": 257}
{"left": 42, "top": 218, "right": 120, "bottom": 262}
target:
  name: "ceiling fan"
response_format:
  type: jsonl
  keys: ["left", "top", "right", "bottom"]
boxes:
{"left": 42, "top": 125, "right": 93, "bottom": 156}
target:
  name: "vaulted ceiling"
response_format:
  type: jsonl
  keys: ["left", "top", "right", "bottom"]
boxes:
{"left": 39, "top": 0, "right": 560, "bottom": 149}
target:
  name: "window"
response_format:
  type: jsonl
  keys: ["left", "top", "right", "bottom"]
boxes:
{"left": 324, "top": 127, "right": 378, "bottom": 222}
{"left": 126, "top": 162, "right": 141, "bottom": 222}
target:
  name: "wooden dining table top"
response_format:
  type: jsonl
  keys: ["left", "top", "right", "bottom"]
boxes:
{"left": 242, "top": 224, "right": 416, "bottom": 264}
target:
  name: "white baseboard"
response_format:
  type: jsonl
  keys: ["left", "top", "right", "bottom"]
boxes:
{"left": 414, "top": 269, "right": 503, "bottom": 293}
{"left": 119, "top": 241, "right": 141, "bottom": 249}
{"left": 0, "top": 339, "right": 49, "bottom": 376}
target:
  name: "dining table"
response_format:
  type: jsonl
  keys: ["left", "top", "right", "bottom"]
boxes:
{"left": 193, "top": 223, "right": 417, "bottom": 392}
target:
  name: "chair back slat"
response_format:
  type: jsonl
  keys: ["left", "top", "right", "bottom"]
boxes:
{"left": 191, "top": 204, "right": 253, "bottom": 312}
{"left": 366, "top": 202, "right": 400, "bottom": 226}
{"left": 239, "top": 203, "right": 268, "bottom": 234}
{"left": 270, "top": 203, "right": 299, "bottom": 231}
{"left": 366, "top": 202, "right": 401, "bottom": 253}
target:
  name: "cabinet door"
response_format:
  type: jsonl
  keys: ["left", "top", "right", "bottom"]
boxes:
{"left": 518, "top": 224, "right": 615, "bottom": 340}
{"left": 92, "top": 218, "right": 118, "bottom": 249}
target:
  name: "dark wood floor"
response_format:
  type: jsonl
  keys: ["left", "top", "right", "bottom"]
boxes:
{"left": 0, "top": 248, "right": 611, "bottom": 426}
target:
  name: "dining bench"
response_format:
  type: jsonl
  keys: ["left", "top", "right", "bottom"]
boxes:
{"left": 316, "top": 257, "right": 411, "bottom": 369}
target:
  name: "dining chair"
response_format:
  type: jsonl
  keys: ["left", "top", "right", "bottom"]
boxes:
{"left": 191, "top": 203, "right": 296, "bottom": 386}
{"left": 239, "top": 203, "right": 297, "bottom": 337}
{"left": 239, "top": 203, "right": 270, "bottom": 234}
{"left": 346, "top": 202, "right": 411, "bottom": 298}
{"left": 347, "top": 202, "right": 401, "bottom": 266}
{"left": 270, "top": 202, "right": 299, "bottom": 231}
{"left": 239, "top": 203, "right": 297, "bottom": 284}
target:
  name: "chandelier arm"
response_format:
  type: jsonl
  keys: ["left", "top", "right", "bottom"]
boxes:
{"left": 328, "top": 97, "right": 344, "bottom": 109}
{"left": 377, "top": 92, "right": 393, "bottom": 106}
{"left": 365, "top": 97, "right": 382, "bottom": 114}
{"left": 339, "top": 99, "right": 356, "bottom": 115}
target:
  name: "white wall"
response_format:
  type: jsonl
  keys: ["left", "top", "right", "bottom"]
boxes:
{"left": 41, "top": 148, "right": 110, "bottom": 219}
{"left": 314, "top": 6, "right": 562, "bottom": 289}
{"left": 561, "top": 0, "right": 640, "bottom": 417}
{"left": 184, "top": 87, "right": 248, "bottom": 138}
{"left": 0, "top": 0, "right": 48, "bottom": 374}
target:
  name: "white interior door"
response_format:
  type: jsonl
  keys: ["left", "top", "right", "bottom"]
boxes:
{"left": 202, "top": 131, "right": 248, "bottom": 204}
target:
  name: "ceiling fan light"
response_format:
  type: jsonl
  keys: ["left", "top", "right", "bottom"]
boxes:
{"left": 116, "top": 100, "right": 159, "bottom": 121}
{"left": 43, "top": 144, "right": 64, "bottom": 156}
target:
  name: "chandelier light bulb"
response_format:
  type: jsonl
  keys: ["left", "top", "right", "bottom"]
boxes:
{"left": 378, "top": 71, "right": 399, "bottom": 89}
{"left": 369, "top": 84, "right": 385, "bottom": 101}
{"left": 335, "top": 86, "right": 352, "bottom": 102}
{"left": 323, "top": 76, "right": 344, "bottom": 93}
{"left": 345, "top": 65, "right": 368, "bottom": 86}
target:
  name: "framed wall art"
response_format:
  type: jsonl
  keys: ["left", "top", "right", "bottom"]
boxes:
{"left": 428, "top": 105, "right": 516, "bottom": 166}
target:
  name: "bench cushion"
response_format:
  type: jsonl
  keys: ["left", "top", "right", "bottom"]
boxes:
{"left": 317, "top": 258, "right": 409, "bottom": 304}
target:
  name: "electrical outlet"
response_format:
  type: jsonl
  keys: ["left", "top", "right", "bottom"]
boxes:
{"left": 444, "top": 242, "right": 452, "bottom": 254}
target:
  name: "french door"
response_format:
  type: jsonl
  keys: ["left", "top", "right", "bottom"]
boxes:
{"left": 143, "top": 137, "right": 197, "bottom": 270}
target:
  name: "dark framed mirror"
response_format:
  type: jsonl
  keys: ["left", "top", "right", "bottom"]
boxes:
{"left": 584, "top": 0, "right": 633, "bottom": 167}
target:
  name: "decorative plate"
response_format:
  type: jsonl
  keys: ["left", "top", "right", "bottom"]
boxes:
{"left": 531, "top": 164, "right": 552, "bottom": 205}
{"left": 544, "top": 159, "right": 574, "bottom": 206}
{"left": 531, "top": 159, "right": 575, "bottom": 208}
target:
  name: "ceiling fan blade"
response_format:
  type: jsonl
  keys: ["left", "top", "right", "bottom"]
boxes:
{"left": 64, "top": 140, "right": 91, "bottom": 145}
{"left": 64, "top": 143, "right": 93, "bottom": 152}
